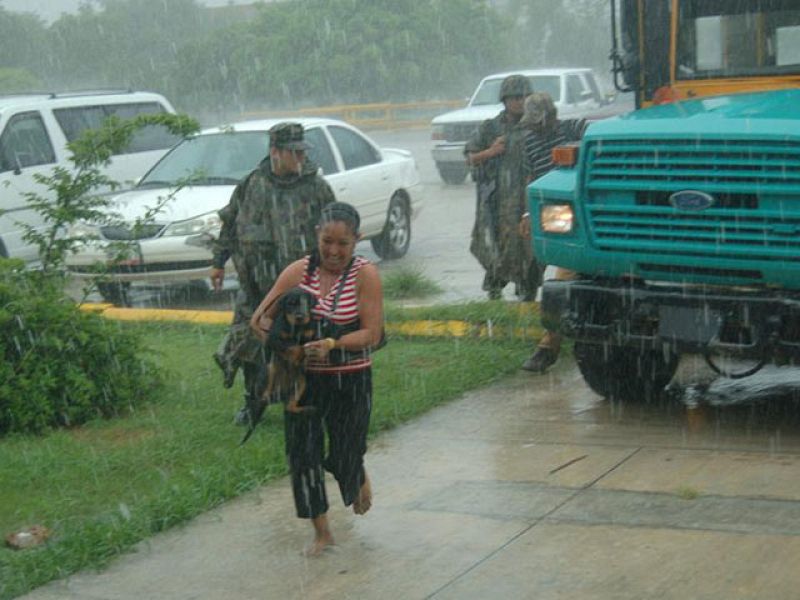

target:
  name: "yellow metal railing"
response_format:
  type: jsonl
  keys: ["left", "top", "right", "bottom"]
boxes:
{"left": 240, "top": 99, "right": 465, "bottom": 130}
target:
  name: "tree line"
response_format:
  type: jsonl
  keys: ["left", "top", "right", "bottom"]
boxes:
{"left": 0, "top": 0, "right": 610, "bottom": 118}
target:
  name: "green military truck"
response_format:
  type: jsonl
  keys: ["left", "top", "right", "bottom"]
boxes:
{"left": 529, "top": 0, "right": 800, "bottom": 400}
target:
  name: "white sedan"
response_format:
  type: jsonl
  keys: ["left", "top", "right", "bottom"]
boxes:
{"left": 66, "top": 118, "right": 423, "bottom": 303}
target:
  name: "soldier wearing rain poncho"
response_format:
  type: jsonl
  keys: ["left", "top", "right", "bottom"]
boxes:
{"left": 465, "top": 74, "right": 540, "bottom": 301}
{"left": 210, "top": 122, "right": 335, "bottom": 425}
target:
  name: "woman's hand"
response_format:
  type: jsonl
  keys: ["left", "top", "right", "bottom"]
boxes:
{"left": 210, "top": 267, "right": 225, "bottom": 292}
{"left": 251, "top": 314, "right": 272, "bottom": 342}
{"left": 303, "top": 338, "right": 336, "bottom": 361}
{"left": 488, "top": 135, "right": 506, "bottom": 157}
{"left": 467, "top": 136, "right": 506, "bottom": 166}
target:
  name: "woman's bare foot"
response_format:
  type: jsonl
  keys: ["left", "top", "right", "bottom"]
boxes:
{"left": 304, "top": 514, "right": 335, "bottom": 557}
{"left": 353, "top": 471, "right": 372, "bottom": 515}
{"left": 304, "top": 533, "right": 335, "bottom": 557}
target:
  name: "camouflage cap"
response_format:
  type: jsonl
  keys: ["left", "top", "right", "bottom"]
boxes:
{"left": 269, "top": 122, "right": 311, "bottom": 150}
{"left": 520, "top": 92, "right": 557, "bottom": 127}
{"left": 499, "top": 75, "right": 532, "bottom": 101}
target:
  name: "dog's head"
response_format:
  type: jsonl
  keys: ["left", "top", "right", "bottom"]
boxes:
{"left": 277, "top": 287, "right": 316, "bottom": 327}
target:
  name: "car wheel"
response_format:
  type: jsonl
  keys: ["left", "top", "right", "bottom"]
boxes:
{"left": 371, "top": 194, "right": 411, "bottom": 260}
{"left": 573, "top": 342, "right": 679, "bottom": 402}
{"left": 436, "top": 162, "right": 467, "bottom": 185}
{"left": 96, "top": 281, "right": 132, "bottom": 307}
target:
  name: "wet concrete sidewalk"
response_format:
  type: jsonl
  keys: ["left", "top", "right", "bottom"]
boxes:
{"left": 22, "top": 364, "right": 800, "bottom": 600}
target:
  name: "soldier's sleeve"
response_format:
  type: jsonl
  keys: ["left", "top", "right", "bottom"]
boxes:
{"left": 464, "top": 118, "right": 493, "bottom": 156}
{"left": 211, "top": 178, "right": 243, "bottom": 269}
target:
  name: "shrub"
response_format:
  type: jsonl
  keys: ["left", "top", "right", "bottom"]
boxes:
{"left": 0, "top": 260, "right": 162, "bottom": 435}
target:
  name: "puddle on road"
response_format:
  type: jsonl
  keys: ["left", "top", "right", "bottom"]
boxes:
{"left": 555, "top": 356, "right": 800, "bottom": 448}
{"left": 665, "top": 361, "right": 800, "bottom": 441}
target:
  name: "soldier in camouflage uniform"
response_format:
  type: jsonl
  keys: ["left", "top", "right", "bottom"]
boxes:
{"left": 464, "top": 74, "right": 535, "bottom": 300}
{"left": 210, "top": 122, "right": 335, "bottom": 425}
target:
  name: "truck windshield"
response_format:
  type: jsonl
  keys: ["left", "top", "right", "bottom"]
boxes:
{"left": 676, "top": 0, "right": 800, "bottom": 80}
{"left": 471, "top": 75, "right": 561, "bottom": 106}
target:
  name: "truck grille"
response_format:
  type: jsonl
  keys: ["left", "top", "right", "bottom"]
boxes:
{"left": 584, "top": 138, "right": 800, "bottom": 262}
{"left": 444, "top": 122, "right": 480, "bottom": 143}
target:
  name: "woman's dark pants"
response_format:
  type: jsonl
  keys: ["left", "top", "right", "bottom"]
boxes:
{"left": 284, "top": 368, "right": 372, "bottom": 519}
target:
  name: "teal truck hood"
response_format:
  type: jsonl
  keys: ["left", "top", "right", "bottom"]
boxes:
{"left": 586, "top": 89, "right": 800, "bottom": 140}
{"left": 530, "top": 88, "right": 800, "bottom": 290}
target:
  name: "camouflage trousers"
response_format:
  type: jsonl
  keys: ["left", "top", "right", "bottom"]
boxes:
{"left": 213, "top": 291, "right": 273, "bottom": 410}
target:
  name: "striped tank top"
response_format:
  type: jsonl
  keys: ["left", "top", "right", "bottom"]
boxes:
{"left": 299, "top": 254, "right": 372, "bottom": 373}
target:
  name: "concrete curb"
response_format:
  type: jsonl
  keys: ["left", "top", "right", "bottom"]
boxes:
{"left": 79, "top": 303, "right": 545, "bottom": 339}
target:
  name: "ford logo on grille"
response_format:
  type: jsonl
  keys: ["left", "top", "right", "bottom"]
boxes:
{"left": 669, "top": 190, "right": 715, "bottom": 211}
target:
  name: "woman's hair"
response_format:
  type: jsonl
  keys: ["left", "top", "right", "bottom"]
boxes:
{"left": 319, "top": 201, "right": 361, "bottom": 235}
{"left": 520, "top": 92, "right": 557, "bottom": 134}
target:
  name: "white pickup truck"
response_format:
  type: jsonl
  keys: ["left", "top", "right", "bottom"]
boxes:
{"left": 430, "top": 68, "right": 610, "bottom": 184}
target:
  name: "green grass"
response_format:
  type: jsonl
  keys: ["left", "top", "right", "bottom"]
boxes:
{"left": 385, "top": 298, "right": 539, "bottom": 324}
{"left": 675, "top": 486, "right": 701, "bottom": 500}
{"left": 0, "top": 320, "right": 531, "bottom": 599}
{"left": 382, "top": 267, "right": 443, "bottom": 300}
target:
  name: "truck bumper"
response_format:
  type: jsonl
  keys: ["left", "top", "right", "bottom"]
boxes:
{"left": 431, "top": 143, "right": 467, "bottom": 165}
{"left": 542, "top": 279, "right": 800, "bottom": 361}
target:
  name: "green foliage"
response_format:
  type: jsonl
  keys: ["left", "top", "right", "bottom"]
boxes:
{"left": 0, "top": 8, "right": 48, "bottom": 75}
{"left": 178, "top": 0, "right": 512, "bottom": 109}
{"left": 0, "top": 261, "right": 162, "bottom": 435}
{"left": 0, "top": 67, "right": 40, "bottom": 93}
{"left": 0, "top": 113, "right": 198, "bottom": 436}
{"left": 45, "top": 0, "right": 210, "bottom": 91}
{"left": 504, "top": 0, "right": 610, "bottom": 77}
{"left": 0, "top": 0, "right": 612, "bottom": 114}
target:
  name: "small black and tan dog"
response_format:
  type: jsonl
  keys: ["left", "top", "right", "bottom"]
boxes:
{"left": 240, "top": 287, "right": 318, "bottom": 446}
{"left": 264, "top": 287, "right": 318, "bottom": 414}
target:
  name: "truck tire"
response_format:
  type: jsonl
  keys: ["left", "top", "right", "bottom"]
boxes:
{"left": 573, "top": 342, "right": 679, "bottom": 402}
{"left": 435, "top": 163, "right": 467, "bottom": 185}
{"left": 96, "top": 281, "right": 132, "bottom": 307}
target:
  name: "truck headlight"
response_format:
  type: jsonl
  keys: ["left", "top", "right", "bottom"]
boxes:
{"left": 161, "top": 211, "right": 221, "bottom": 237}
{"left": 540, "top": 204, "right": 574, "bottom": 234}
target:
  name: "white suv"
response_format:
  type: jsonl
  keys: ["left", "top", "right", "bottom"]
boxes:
{"left": 430, "top": 68, "right": 608, "bottom": 184}
{"left": 0, "top": 90, "right": 178, "bottom": 264}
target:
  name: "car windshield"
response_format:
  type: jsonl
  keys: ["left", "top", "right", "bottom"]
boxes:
{"left": 470, "top": 75, "right": 562, "bottom": 106}
{"left": 138, "top": 131, "right": 267, "bottom": 188}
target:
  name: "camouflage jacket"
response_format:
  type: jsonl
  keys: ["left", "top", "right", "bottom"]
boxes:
{"left": 212, "top": 157, "right": 335, "bottom": 306}
{"left": 464, "top": 110, "right": 520, "bottom": 183}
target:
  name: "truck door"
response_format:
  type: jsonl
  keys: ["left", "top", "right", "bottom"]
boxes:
{"left": 565, "top": 73, "right": 601, "bottom": 113}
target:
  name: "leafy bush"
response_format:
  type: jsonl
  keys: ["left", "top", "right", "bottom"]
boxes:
{"left": 382, "top": 267, "right": 442, "bottom": 300}
{"left": 0, "top": 260, "right": 162, "bottom": 435}
{"left": 0, "top": 113, "right": 196, "bottom": 436}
